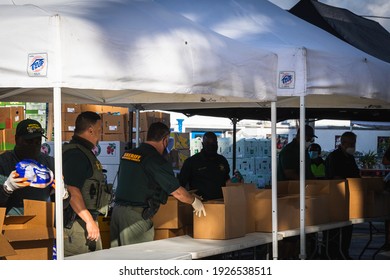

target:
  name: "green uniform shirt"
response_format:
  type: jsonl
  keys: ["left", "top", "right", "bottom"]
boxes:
{"left": 115, "top": 143, "right": 180, "bottom": 206}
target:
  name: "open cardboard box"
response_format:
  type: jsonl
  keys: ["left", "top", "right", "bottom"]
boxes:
{"left": 193, "top": 185, "right": 246, "bottom": 240}
{"left": 0, "top": 199, "right": 55, "bottom": 260}
{"left": 0, "top": 207, "right": 16, "bottom": 258}
{"left": 283, "top": 180, "right": 349, "bottom": 223}
{"left": 253, "top": 189, "right": 329, "bottom": 232}
{"left": 347, "top": 177, "right": 389, "bottom": 219}
{"left": 152, "top": 195, "right": 193, "bottom": 229}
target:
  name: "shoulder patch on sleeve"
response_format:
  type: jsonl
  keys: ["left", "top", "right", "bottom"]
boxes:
{"left": 122, "top": 152, "right": 142, "bottom": 162}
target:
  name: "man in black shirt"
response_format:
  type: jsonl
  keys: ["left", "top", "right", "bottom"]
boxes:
{"left": 179, "top": 132, "right": 230, "bottom": 200}
{"left": 325, "top": 131, "right": 360, "bottom": 259}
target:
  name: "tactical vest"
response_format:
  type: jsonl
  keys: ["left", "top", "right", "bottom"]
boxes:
{"left": 63, "top": 143, "right": 112, "bottom": 216}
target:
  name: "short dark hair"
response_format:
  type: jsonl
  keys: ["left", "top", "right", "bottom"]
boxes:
{"left": 203, "top": 132, "right": 217, "bottom": 143}
{"left": 147, "top": 122, "right": 170, "bottom": 141}
{"left": 74, "top": 111, "right": 101, "bottom": 134}
{"left": 308, "top": 143, "right": 321, "bottom": 152}
{"left": 341, "top": 131, "right": 356, "bottom": 144}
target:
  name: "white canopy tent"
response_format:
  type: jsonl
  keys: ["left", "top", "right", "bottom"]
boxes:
{"left": 156, "top": 0, "right": 390, "bottom": 259}
{"left": 0, "top": 0, "right": 279, "bottom": 260}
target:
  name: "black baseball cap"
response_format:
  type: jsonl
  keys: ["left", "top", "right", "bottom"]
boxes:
{"left": 15, "top": 119, "right": 47, "bottom": 139}
{"left": 297, "top": 125, "right": 317, "bottom": 138}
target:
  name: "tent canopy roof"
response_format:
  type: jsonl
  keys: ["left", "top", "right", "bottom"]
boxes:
{"left": 289, "top": 0, "right": 390, "bottom": 63}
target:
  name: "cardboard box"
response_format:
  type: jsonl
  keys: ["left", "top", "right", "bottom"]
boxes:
{"left": 347, "top": 177, "right": 388, "bottom": 219}
{"left": 154, "top": 226, "right": 192, "bottom": 240}
{"left": 62, "top": 131, "right": 73, "bottom": 142}
{"left": 0, "top": 107, "right": 25, "bottom": 129}
{"left": 63, "top": 112, "right": 78, "bottom": 131}
{"left": 169, "top": 149, "right": 190, "bottom": 169}
{"left": 193, "top": 186, "right": 246, "bottom": 240}
{"left": 348, "top": 177, "right": 390, "bottom": 219}
{"left": 0, "top": 208, "right": 17, "bottom": 258}
{"left": 102, "top": 133, "right": 127, "bottom": 142}
{"left": 152, "top": 196, "right": 193, "bottom": 229}
{"left": 1, "top": 200, "right": 55, "bottom": 260}
{"left": 102, "top": 114, "right": 127, "bottom": 134}
{"left": 101, "top": 106, "right": 129, "bottom": 115}
{"left": 253, "top": 189, "right": 329, "bottom": 232}
{"left": 97, "top": 215, "right": 110, "bottom": 249}
{"left": 80, "top": 104, "right": 104, "bottom": 113}
{"left": 10, "top": 107, "right": 24, "bottom": 128}
{"left": 1, "top": 128, "right": 16, "bottom": 150}
{"left": 62, "top": 103, "right": 81, "bottom": 113}
{"left": 242, "top": 183, "right": 258, "bottom": 233}
{"left": 170, "top": 132, "right": 190, "bottom": 150}
{"left": 282, "top": 180, "right": 349, "bottom": 223}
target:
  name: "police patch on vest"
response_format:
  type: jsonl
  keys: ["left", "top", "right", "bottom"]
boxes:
{"left": 122, "top": 152, "right": 142, "bottom": 162}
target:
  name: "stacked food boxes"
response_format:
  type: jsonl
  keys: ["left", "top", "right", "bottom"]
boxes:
{"left": 0, "top": 105, "right": 25, "bottom": 151}
{"left": 221, "top": 138, "right": 272, "bottom": 188}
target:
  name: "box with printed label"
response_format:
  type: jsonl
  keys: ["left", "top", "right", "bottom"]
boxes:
{"left": 61, "top": 103, "right": 81, "bottom": 113}
{"left": 193, "top": 185, "right": 247, "bottom": 239}
{"left": 62, "top": 112, "right": 78, "bottom": 132}
{"left": 102, "top": 114, "right": 127, "bottom": 134}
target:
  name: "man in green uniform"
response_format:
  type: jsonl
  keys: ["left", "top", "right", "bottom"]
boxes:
{"left": 110, "top": 122, "right": 206, "bottom": 247}
{"left": 63, "top": 111, "right": 108, "bottom": 257}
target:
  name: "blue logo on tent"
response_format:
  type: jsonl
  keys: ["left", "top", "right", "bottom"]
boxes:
{"left": 30, "top": 58, "right": 45, "bottom": 71}
{"left": 281, "top": 74, "right": 293, "bottom": 85}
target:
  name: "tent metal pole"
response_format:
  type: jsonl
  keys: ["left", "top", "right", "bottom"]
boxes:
{"left": 135, "top": 109, "right": 140, "bottom": 147}
{"left": 54, "top": 87, "right": 64, "bottom": 260}
{"left": 231, "top": 118, "right": 238, "bottom": 173}
{"left": 299, "top": 95, "right": 306, "bottom": 260}
{"left": 271, "top": 101, "right": 278, "bottom": 259}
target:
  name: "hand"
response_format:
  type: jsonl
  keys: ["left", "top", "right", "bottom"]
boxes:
{"left": 192, "top": 197, "right": 206, "bottom": 217}
{"left": 3, "top": 171, "right": 30, "bottom": 193}
{"left": 52, "top": 178, "right": 69, "bottom": 199}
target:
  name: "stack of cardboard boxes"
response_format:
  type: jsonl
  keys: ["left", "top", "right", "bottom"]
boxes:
{"left": 0, "top": 106, "right": 24, "bottom": 151}
{"left": 152, "top": 196, "right": 194, "bottom": 240}
{"left": 220, "top": 138, "right": 272, "bottom": 188}
{"left": 62, "top": 104, "right": 130, "bottom": 142}
{"left": 133, "top": 111, "right": 171, "bottom": 146}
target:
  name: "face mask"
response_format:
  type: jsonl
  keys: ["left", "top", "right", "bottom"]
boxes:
{"left": 203, "top": 143, "right": 218, "bottom": 155}
{"left": 305, "top": 141, "right": 312, "bottom": 149}
{"left": 309, "top": 151, "right": 319, "bottom": 159}
{"left": 346, "top": 147, "right": 355, "bottom": 155}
